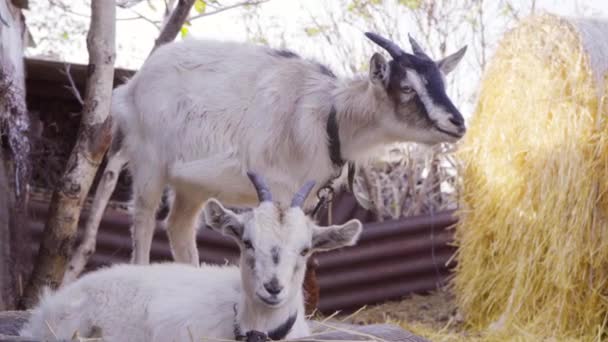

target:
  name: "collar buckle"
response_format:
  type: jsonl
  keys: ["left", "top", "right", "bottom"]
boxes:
{"left": 235, "top": 330, "right": 269, "bottom": 342}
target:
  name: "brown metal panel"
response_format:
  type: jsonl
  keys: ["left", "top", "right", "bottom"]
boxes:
{"left": 356, "top": 211, "right": 456, "bottom": 241}
{"left": 317, "top": 272, "right": 450, "bottom": 312}
{"left": 316, "top": 229, "right": 454, "bottom": 270}
{"left": 317, "top": 248, "right": 455, "bottom": 291}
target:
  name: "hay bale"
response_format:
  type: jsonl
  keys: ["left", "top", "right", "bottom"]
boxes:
{"left": 454, "top": 13, "right": 608, "bottom": 339}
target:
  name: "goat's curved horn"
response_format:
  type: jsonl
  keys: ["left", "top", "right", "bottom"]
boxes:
{"left": 246, "top": 171, "right": 272, "bottom": 203}
{"left": 408, "top": 34, "right": 430, "bottom": 60}
{"left": 290, "top": 180, "right": 316, "bottom": 208}
{"left": 364, "top": 32, "right": 405, "bottom": 59}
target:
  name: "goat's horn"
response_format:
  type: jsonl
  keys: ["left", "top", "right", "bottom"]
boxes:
{"left": 246, "top": 171, "right": 272, "bottom": 203}
{"left": 408, "top": 34, "right": 430, "bottom": 60}
{"left": 364, "top": 32, "right": 405, "bottom": 59}
{"left": 290, "top": 180, "right": 316, "bottom": 208}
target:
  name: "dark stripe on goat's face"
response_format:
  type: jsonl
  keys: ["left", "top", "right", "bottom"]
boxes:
{"left": 385, "top": 61, "right": 433, "bottom": 126}
{"left": 269, "top": 48, "right": 300, "bottom": 59}
{"left": 407, "top": 58, "right": 463, "bottom": 123}
{"left": 271, "top": 246, "right": 280, "bottom": 265}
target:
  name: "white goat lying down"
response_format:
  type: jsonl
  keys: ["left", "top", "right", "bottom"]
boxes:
{"left": 21, "top": 173, "right": 362, "bottom": 342}
{"left": 88, "top": 32, "right": 466, "bottom": 266}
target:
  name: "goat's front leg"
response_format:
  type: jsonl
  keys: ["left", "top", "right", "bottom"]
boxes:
{"left": 131, "top": 171, "right": 164, "bottom": 265}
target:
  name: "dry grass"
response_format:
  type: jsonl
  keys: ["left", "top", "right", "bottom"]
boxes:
{"left": 454, "top": 14, "right": 608, "bottom": 340}
{"left": 336, "top": 290, "right": 470, "bottom": 342}
{"left": 353, "top": 143, "right": 459, "bottom": 221}
{"left": 342, "top": 290, "right": 461, "bottom": 330}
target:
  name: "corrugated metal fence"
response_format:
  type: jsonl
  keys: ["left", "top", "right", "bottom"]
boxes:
{"left": 27, "top": 198, "right": 457, "bottom": 313}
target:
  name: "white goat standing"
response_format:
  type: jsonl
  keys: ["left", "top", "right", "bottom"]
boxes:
{"left": 22, "top": 173, "right": 363, "bottom": 342}
{"left": 71, "top": 32, "right": 467, "bottom": 270}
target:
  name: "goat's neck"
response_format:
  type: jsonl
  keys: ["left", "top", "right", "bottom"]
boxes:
{"left": 332, "top": 78, "right": 394, "bottom": 163}
{"left": 235, "top": 290, "right": 304, "bottom": 334}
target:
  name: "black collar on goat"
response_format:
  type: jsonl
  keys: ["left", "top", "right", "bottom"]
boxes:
{"left": 326, "top": 106, "right": 344, "bottom": 168}
{"left": 326, "top": 106, "right": 356, "bottom": 192}
{"left": 233, "top": 304, "right": 298, "bottom": 341}
{"left": 307, "top": 106, "right": 356, "bottom": 219}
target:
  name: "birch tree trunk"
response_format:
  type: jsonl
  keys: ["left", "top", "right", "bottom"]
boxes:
{"left": 63, "top": 0, "right": 196, "bottom": 285}
{"left": 20, "top": 0, "right": 116, "bottom": 309}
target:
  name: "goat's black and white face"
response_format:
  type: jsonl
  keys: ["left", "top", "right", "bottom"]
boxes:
{"left": 365, "top": 32, "right": 467, "bottom": 144}
{"left": 203, "top": 173, "right": 362, "bottom": 308}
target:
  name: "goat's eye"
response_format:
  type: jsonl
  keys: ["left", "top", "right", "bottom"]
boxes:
{"left": 300, "top": 248, "right": 310, "bottom": 257}
{"left": 401, "top": 86, "right": 414, "bottom": 94}
{"left": 243, "top": 239, "right": 254, "bottom": 250}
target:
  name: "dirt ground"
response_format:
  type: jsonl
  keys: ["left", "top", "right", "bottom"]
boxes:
{"left": 334, "top": 289, "right": 476, "bottom": 341}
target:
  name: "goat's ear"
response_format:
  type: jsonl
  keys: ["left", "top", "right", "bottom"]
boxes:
{"left": 312, "top": 219, "right": 363, "bottom": 252}
{"left": 369, "top": 53, "right": 389, "bottom": 87}
{"left": 437, "top": 45, "right": 467, "bottom": 75}
{"left": 202, "top": 198, "right": 244, "bottom": 239}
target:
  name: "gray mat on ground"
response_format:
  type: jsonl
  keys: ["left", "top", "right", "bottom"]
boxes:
{"left": 0, "top": 310, "right": 429, "bottom": 341}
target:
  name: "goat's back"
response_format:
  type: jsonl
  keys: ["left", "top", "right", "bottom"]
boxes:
{"left": 111, "top": 39, "right": 340, "bottom": 208}
{"left": 20, "top": 263, "right": 241, "bottom": 341}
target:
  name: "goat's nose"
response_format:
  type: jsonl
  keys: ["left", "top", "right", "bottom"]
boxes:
{"left": 449, "top": 116, "right": 467, "bottom": 136}
{"left": 264, "top": 278, "right": 283, "bottom": 296}
{"left": 449, "top": 116, "right": 463, "bottom": 127}
{"left": 458, "top": 125, "right": 467, "bottom": 135}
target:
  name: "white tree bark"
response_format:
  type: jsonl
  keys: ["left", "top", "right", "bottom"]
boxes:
{"left": 62, "top": 149, "right": 126, "bottom": 285}
{"left": 21, "top": 0, "right": 116, "bottom": 309}
{"left": 63, "top": 0, "right": 196, "bottom": 285}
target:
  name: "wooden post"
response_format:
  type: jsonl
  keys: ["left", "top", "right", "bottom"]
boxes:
{"left": 0, "top": 0, "right": 29, "bottom": 311}
{"left": 303, "top": 257, "right": 320, "bottom": 314}
{"left": 0, "top": 147, "right": 14, "bottom": 310}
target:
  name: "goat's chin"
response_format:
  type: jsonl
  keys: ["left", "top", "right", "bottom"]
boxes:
{"left": 415, "top": 128, "right": 463, "bottom": 145}
{"left": 433, "top": 126, "right": 465, "bottom": 143}
{"left": 256, "top": 293, "right": 286, "bottom": 308}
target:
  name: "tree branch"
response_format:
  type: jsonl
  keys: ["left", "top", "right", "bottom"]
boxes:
{"left": 62, "top": 150, "right": 127, "bottom": 285}
{"left": 189, "top": 0, "right": 270, "bottom": 21}
{"left": 117, "top": 0, "right": 145, "bottom": 8}
{"left": 61, "top": 64, "right": 84, "bottom": 105}
{"left": 127, "top": 8, "right": 162, "bottom": 29}
{"left": 21, "top": 0, "right": 116, "bottom": 309}
{"left": 151, "top": 0, "right": 196, "bottom": 53}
